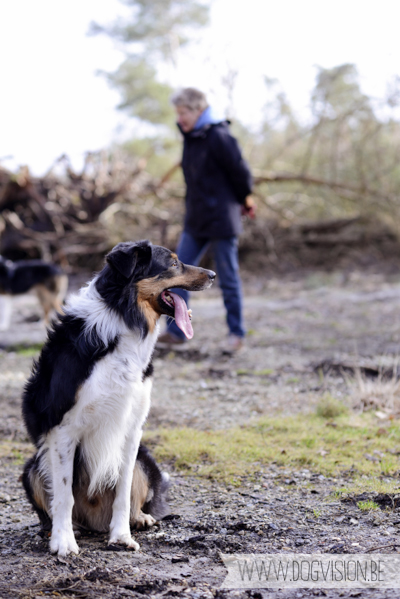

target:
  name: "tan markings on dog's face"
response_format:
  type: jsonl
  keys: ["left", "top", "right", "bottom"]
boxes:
{"left": 136, "top": 264, "right": 212, "bottom": 330}
{"left": 168, "top": 265, "right": 214, "bottom": 291}
{"left": 136, "top": 279, "right": 162, "bottom": 332}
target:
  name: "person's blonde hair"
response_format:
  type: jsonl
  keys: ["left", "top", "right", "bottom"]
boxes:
{"left": 171, "top": 88, "right": 208, "bottom": 111}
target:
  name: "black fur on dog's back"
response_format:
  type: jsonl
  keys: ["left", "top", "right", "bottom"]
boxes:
{"left": 22, "top": 315, "right": 119, "bottom": 446}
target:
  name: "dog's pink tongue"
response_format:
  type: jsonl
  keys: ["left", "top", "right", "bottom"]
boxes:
{"left": 169, "top": 291, "right": 193, "bottom": 339}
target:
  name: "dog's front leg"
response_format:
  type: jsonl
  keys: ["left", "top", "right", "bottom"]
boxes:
{"left": 109, "top": 427, "right": 141, "bottom": 550}
{"left": 48, "top": 428, "right": 79, "bottom": 556}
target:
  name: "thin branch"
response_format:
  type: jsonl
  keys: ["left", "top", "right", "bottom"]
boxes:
{"left": 252, "top": 171, "right": 394, "bottom": 204}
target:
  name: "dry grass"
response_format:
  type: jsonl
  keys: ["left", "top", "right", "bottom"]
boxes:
{"left": 349, "top": 365, "right": 400, "bottom": 417}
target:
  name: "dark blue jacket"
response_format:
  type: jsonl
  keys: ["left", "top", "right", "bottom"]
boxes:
{"left": 180, "top": 121, "right": 252, "bottom": 238}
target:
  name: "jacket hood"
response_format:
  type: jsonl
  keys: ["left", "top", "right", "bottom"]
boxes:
{"left": 177, "top": 106, "right": 228, "bottom": 137}
{"left": 193, "top": 106, "right": 224, "bottom": 129}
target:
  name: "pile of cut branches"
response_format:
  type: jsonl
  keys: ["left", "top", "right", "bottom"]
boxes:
{"left": 0, "top": 153, "right": 174, "bottom": 270}
{"left": 1, "top": 153, "right": 399, "bottom": 273}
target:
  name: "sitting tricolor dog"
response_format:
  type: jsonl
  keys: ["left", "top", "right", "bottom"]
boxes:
{"left": 22, "top": 240, "right": 215, "bottom": 556}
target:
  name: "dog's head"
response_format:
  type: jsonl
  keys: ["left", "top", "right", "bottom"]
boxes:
{"left": 95, "top": 241, "right": 215, "bottom": 338}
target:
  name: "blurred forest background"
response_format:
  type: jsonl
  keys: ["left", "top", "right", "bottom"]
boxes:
{"left": 2, "top": 0, "right": 400, "bottom": 273}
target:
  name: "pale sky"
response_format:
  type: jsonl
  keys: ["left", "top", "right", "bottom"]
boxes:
{"left": 1, "top": 0, "right": 399, "bottom": 175}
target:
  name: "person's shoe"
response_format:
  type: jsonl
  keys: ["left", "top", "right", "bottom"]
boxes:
{"left": 222, "top": 334, "right": 244, "bottom": 354}
{"left": 157, "top": 332, "right": 186, "bottom": 346}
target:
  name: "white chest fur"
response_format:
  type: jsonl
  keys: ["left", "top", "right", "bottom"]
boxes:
{"left": 80, "top": 327, "right": 158, "bottom": 494}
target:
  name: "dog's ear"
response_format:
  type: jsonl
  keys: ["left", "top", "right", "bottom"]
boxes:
{"left": 106, "top": 241, "right": 152, "bottom": 279}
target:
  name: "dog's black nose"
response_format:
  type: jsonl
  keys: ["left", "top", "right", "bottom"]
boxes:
{"left": 207, "top": 270, "right": 216, "bottom": 281}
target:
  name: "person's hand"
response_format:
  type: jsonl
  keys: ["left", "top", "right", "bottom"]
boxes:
{"left": 241, "top": 195, "right": 256, "bottom": 219}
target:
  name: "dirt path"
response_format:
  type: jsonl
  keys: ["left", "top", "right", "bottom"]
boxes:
{"left": 1, "top": 269, "right": 400, "bottom": 598}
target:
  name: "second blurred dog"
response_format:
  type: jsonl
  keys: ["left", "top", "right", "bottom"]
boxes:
{"left": 0, "top": 256, "right": 68, "bottom": 331}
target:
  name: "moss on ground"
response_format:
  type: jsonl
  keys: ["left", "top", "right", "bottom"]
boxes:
{"left": 144, "top": 412, "right": 400, "bottom": 490}
{"left": 5, "top": 344, "right": 43, "bottom": 357}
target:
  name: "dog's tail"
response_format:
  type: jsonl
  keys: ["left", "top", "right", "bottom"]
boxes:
{"left": 161, "top": 471, "right": 170, "bottom": 493}
{"left": 137, "top": 444, "right": 170, "bottom": 521}
{"left": 22, "top": 454, "right": 52, "bottom": 531}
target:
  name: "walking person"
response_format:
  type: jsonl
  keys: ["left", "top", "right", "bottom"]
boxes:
{"left": 158, "top": 87, "right": 254, "bottom": 353}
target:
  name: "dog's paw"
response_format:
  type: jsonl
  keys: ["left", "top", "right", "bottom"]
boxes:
{"left": 50, "top": 530, "right": 79, "bottom": 556}
{"left": 108, "top": 531, "right": 140, "bottom": 551}
{"left": 133, "top": 510, "right": 156, "bottom": 530}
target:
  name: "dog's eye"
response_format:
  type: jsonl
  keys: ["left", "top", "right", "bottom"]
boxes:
{"left": 172, "top": 260, "right": 178, "bottom": 267}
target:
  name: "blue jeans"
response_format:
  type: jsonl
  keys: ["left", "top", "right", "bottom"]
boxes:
{"left": 166, "top": 232, "right": 245, "bottom": 340}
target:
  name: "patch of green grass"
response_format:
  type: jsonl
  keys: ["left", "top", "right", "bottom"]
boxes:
{"left": 144, "top": 412, "right": 400, "bottom": 484}
{"left": 0, "top": 441, "right": 33, "bottom": 462}
{"left": 236, "top": 368, "right": 274, "bottom": 377}
{"left": 11, "top": 449, "right": 25, "bottom": 465}
{"left": 7, "top": 344, "right": 43, "bottom": 357}
{"left": 380, "top": 457, "right": 398, "bottom": 475}
{"left": 254, "top": 369, "right": 274, "bottom": 376}
{"left": 357, "top": 500, "right": 380, "bottom": 511}
{"left": 334, "top": 477, "right": 400, "bottom": 496}
{"left": 316, "top": 394, "right": 348, "bottom": 419}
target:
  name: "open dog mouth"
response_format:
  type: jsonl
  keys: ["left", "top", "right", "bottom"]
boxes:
{"left": 160, "top": 290, "right": 193, "bottom": 339}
